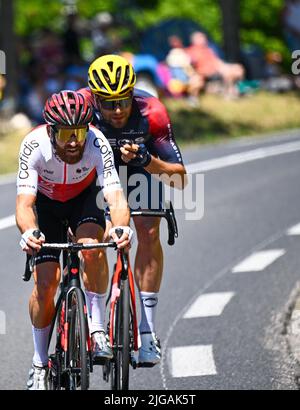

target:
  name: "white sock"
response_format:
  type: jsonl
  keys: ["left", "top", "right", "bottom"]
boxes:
{"left": 32, "top": 325, "right": 51, "bottom": 367}
{"left": 139, "top": 291, "right": 158, "bottom": 334}
{"left": 85, "top": 290, "right": 106, "bottom": 334}
{"left": 84, "top": 290, "right": 93, "bottom": 326}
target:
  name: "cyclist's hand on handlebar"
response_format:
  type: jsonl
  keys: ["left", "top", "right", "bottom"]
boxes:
{"left": 109, "top": 226, "right": 134, "bottom": 249}
{"left": 20, "top": 228, "right": 45, "bottom": 254}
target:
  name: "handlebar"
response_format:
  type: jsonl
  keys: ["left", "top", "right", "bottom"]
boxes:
{"left": 41, "top": 242, "right": 117, "bottom": 250}
{"left": 22, "top": 202, "right": 178, "bottom": 282}
{"left": 106, "top": 200, "right": 178, "bottom": 246}
{"left": 22, "top": 231, "right": 118, "bottom": 282}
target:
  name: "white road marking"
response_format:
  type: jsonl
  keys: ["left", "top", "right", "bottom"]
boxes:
{"left": 0, "top": 215, "right": 15, "bottom": 230}
{"left": 186, "top": 140, "right": 300, "bottom": 174}
{"left": 0, "top": 311, "right": 6, "bottom": 335}
{"left": 183, "top": 292, "right": 235, "bottom": 318}
{"left": 169, "top": 345, "right": 217, "bottom": 378}
{"left": 232, "top": 249, "right": 286, "bottom": 273}
{"left": 287, "top": 223, "right": 300, "bottom": 236}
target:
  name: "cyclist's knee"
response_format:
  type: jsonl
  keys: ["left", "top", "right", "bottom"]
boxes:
{"left": 134, "top": 218, "right": 161, "bottom": 245}
{"left": 81, "top": 239, "right": 106, "bottom": 265}
{"left": 34, "top": 264, "right": 60, "bottom": 299}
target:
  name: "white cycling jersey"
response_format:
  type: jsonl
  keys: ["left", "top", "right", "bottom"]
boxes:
{"left": 17, "top": 124, "right": 122, "bottom": 202}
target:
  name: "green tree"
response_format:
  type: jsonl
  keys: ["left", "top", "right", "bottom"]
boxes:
{"left": 240, "top": 0, "right": 286, "bottom": 56}
{"left": 14, "top": 0, "right": 288, "bottom": 62}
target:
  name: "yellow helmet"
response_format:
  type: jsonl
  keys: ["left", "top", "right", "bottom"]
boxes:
{"left": 88, "top": 54, "right": 136, "bottom": 99}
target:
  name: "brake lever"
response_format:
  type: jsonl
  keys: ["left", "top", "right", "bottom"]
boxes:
{"left": 22, "top": 229, "right": 41, "bottom": 282}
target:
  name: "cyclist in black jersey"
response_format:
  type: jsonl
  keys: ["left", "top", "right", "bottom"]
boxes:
{"left": 79, "top": 54, "right": 187, "bottom": 365}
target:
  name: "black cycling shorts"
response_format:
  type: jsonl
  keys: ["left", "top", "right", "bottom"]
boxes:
{"left": 35, "top": 179, "right": 105, "bottom": 265}
{"left": 119, "top": 165, "right": 164, "bottom": 211}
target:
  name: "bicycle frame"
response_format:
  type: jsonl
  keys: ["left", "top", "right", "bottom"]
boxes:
{"left": 49, "top": 250, "right": 90, "bottom": 371}
{"left": 109, "top": 249, "right": 138, "bottom": 353}
{"left": 43, "top": 241, "right": 116, "bottom": 366}
{"left": 22, "top": 201, "right": 178, "bottom": 390}
{"left": 23, "top": 228, "right": 117, "bottom": 390}
{"left": 105, "top": 202, "right": 178, "bottom": 388}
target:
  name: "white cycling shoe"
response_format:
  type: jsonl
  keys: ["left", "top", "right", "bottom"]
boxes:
{"left": 27, "top": 364, "right": 49, "bottom": 390}
{"left": 92, "top": 331, "right": 113, "bottom": 363}
{"left": 138, "top": 332, "right": 161, "bottom": 367}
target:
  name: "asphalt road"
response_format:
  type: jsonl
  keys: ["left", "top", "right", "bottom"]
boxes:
{"left": 0, "top": 130, "right": 300, "bottom": 390}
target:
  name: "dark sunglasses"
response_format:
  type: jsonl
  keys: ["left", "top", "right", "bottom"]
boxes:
{"left": 95, "top": 95, "right": 133, "bottom": 110}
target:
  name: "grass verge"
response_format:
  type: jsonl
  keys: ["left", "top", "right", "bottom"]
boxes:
{"left": 163, "top": 91, "right": 300, "bottom": 146}
{"left": 0, "top": 127, "right": 28, "bottom": 175}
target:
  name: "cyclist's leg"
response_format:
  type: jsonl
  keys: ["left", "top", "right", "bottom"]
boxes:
{"left": 133, "top": 216, "right": 163, "bottom": 293}
{"left": 64, "top": 179, "right": 112, "bottom": 359}
{"left": 127, "top": 168, "right": 163, "bottom": 364}
{"left": 76, "top": 222, "right": 113, "bottom": 360}
{"left": 70, "top": 177, "right": 108, "bottom": 295}
{"left": 76, "top": 222, "right": 107, "bottom": 295}
{"left": 133, "top": 216, "right": 162, "bottom": 364}
{"left": 27, "top": 260, "right": 61, "bottom": 390}
{"left": 30, "top": 193, "right": 63, "bottom": 371}
{"left": 30, "top": 262, "right": 61, "bottom": 329}
{"left": 127, "top": 166, "right": 164, "bottom": 294}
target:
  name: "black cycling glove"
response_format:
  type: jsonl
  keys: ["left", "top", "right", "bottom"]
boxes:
{"left": 127, "top": 144, "right": 152, "bottom": 167}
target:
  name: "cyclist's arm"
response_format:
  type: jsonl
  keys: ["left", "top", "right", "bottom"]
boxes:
{"left": 144, "top": 156, "right": 187, "bottom": 190}
{"left": 16, "top": 135, "right": 39, "bottom": 234}
{"left": 16, "top": 194, "right": 44, "bottom": 252}
{"left": 16, "top": 194, "right": 38, "bottom": 234}
{"left": 145, "top": 97, "right": 187, "bottom": 189}
{"left": 121, "top": 142, "right": 187, "bottom": 190}
{"left": 104, "top": 189, "right": 130, "bottom": 228}
{"left": 16, "top": 133, "right": 45, "bottom": 251}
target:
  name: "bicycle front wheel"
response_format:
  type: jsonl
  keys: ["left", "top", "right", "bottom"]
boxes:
{"left": 67, "top": 288, "right": 89, "bottom": 390}
{"left": 111, "top": 278, "right": 130, "bottom": 390}
{"left": 48, "top": 298, "right": 64, "bottom": 390}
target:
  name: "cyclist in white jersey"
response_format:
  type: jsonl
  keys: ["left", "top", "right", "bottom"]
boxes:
{"left": 16, "top": 90, "right": 133, "bottom": 390}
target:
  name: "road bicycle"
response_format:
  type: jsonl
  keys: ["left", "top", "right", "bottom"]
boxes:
{"left": 103, "top": 201, "right": 178, "bottom": 390}
{"left": 23, "top": 223, "right": 117, "bottom": 390}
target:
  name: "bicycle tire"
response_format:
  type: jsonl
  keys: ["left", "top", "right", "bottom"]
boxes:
{"left": 111, "top": 278, "right": 130, "bottom": 390}
{"left": 67, "top": 288, "right": 89, "bottom": 390}
{"left": 48, "top": 297, "right": 65, "bottom": 390}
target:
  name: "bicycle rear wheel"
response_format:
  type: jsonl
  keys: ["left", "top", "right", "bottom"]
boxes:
{"left": 111, "top": 278, "right": 130, "bottom": 390}
{"left": 67, "top": 288, "right": 89, "bottom": 390}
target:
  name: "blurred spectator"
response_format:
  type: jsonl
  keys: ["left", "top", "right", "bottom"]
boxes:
{"left": 91, "top": 12, "right": 114, "bottom": 56}
{"left": 62, "top": 14, "right": 81, "bottom": 66}
{"left": 64, "top": 61, "right": 88, "bottom": 90}
{"left": 33, "top": 29, "right": 64, "bottom": 78}
{"left": 265, "top": 52, "right": 283, "bottom": 78}
{"left": 24, "top": 77, "right": 48, "bottom": 124}
{"left": 186, "top": 31, "right": 245, "bottom": 98}
{"left": 281, "top": 0, "right": 300, "bottom": 52}
{"left": 263, "top": 51, "right": 294, "bottom": 92}
{"left": 0, "top": 75, "right": 6, "bottom": 101}
{"left": 121, "top": 51, "right": 163, "bottom": 97}
{"left": 156, "top": 62, "right": 172, "bottom": 93}
{"left": 165, "top": 35, "right": 204, "bottom": 104}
